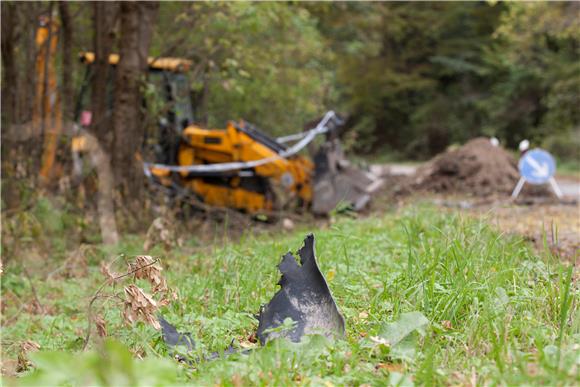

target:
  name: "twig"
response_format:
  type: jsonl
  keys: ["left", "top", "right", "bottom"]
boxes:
{"left": 82, "top": 258, "right": 160, "bottom": 351}
{"left": 3, "top": 291, "right": 27, "bottom": 326}
{"left": 22, "top": 268, "right": 44, "bottom": 313}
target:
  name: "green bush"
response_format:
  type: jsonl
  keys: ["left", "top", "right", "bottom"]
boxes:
{"left": 543, "top": 130, "right": 580, "bottom": 163}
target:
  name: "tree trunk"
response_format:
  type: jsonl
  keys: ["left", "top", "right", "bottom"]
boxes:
{"left": 112, "top": 1, "right": 159, "bottom": 200}
{"left": 91, "top": 2, "right": 118, "bottom": 148}
{"left": 1, "top": 2, "right": 17, "bottom": 129}
{"left": 83, "top": 131, "right": 119, "bottom": 245}
{"left": 58, "top": 2, "right": 73, "bottom": 125}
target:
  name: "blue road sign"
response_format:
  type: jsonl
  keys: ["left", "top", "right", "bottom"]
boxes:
{"left": 518, "top": 149, "right": 556, "bottom": 185}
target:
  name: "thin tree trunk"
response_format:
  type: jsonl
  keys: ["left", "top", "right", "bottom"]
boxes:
{"left": 58, "top": 1, "right": 73, "bottom": 125}
{"left": 112, "top": 1, "right": 159, "bottom": 200}
{"left": 87, "top": 2, "right": 120, "bottom": 242}
{"left": 1, "top": 2, "right": 17, "bottom": 129}
{"left": 91, "top": 2, "right": 117, "bottom": 149}
{"left": 83, "top": 131, "right": 119, "bottom": 245}
{"left": 22, "top": 2, "right": 39, "bottom": 126}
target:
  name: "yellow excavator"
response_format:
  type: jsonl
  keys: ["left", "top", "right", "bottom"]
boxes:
{"left": 76, "top": 53, "right": 383, "bottom": 215}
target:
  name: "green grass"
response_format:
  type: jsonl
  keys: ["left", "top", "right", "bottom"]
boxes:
{"left": 557, "top": 159, "right": 580, "bottom": 179}
{"left": 2, "top": 206, "right": 579, "bottom": 386}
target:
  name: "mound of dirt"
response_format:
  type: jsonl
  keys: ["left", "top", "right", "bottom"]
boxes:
{"left": 411, "top": 137, "right": 551, "bottom": 197}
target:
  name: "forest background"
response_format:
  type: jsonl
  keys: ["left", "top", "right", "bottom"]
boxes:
{"left": 1, "top": 1, "right": 578, "bottom": 240}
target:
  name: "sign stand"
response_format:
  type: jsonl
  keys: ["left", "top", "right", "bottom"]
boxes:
{"left": 510, "top": 177, "right": 526, "bottom": 199}
{"left": 549, "top": 177, "right": 563, "bottom": 198}
{"left": 511, "top": 148, "right": 562, "bottom": 200}
{"left": 511, "top": 176, "right": 563, "bottom": 199}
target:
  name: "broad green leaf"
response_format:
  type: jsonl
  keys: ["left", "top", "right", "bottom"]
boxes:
{"left": 379, "top": 311, "right": 429, "bottom": 347}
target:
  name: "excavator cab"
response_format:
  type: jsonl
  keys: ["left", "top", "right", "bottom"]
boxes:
{"left": 75, "top": 52, "right": 195, "bottom": 165}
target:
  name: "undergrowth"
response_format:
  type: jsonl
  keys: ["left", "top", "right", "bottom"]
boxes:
{"left": 2, "top": 205, "right": 578, "bottom": 385}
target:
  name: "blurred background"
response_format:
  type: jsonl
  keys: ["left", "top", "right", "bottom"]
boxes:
{"left": 1, "top": 1, "right": 579, "bottom": 249}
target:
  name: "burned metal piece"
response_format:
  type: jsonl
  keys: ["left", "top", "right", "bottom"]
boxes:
{"left": 159, "top": 317, "right": 249, "bottom": 361}
{"left": 159, "top": 234, "right": 344, "bottom": 359}
{"left": 256, "top": 234, "right": 345, "bottom": 344}
{"left": 159, "top": 316, "right": 195, "bottom": 352}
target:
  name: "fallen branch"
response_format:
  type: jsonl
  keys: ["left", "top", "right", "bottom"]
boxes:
{"left": 82, "top": 258, "right": 160, "bottom": 351}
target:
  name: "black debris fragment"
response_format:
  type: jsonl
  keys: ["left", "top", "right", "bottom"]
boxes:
{"left": 159, "top": 234, "right": 345, "bottom": 360}
{"left": 159, "top": 316, "right": 195, "bottom": 351}
{"left": 256, "top": 234, "right": 345, "bottom": 344}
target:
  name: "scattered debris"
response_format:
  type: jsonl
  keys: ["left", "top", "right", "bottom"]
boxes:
{"left": 159, "top": 316, "right": 195, "bottom": 351}
{"left": 159, "top": 234, "right": 345, "bottom": 360}
{"left": 256, "top": 234, "right": 345, "bottom": 344}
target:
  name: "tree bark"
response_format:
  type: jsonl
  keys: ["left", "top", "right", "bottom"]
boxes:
{"left": 91, "top": 2, "right": 118, "bottom": 148}
{"left": 83, "top": 131, "right": 119, "bottom": 245}
{"left": 58, "top": 2, "right": 73, "bottom": 125}
{"left": 112, "top": 1, "right": 159, "bottom": 199}
{"left": 1, "top": 2, "right": 18, "bottom": 129}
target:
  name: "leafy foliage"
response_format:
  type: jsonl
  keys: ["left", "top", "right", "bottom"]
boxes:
{"left": 309, "top": 2, "right": 578, "bottom": 157}
{"left": 15, "top": 340, "right": 181, "bottom": 386}
{"left": 153, "top": 3, "right": 332, "bottom": 134}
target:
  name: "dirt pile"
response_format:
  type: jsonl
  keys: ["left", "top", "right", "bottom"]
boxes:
{"left": 411, "top": 137, "right": 549, "bottom": 197}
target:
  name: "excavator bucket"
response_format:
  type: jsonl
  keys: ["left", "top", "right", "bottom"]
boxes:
{"left": 311, "top": 139, "right": 384, "bottom": 215}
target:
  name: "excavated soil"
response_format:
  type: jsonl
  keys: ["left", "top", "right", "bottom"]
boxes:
{"left": 410, "top": 137, "right": 552, "bottom": 197}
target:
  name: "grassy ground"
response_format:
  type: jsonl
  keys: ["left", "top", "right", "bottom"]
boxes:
{"left": 557, "top": 160, "right": 580, "bottom": 180}
{"left": 2, "top": 205, "right": 579, "bottom": 386}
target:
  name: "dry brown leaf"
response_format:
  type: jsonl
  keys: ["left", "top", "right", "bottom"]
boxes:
{"left": 232, "top": 373, "right": 243, "bottom": 387}
{"left": 376, "top": 363, "right": 404, "bottom": 372}
{"left": 26, "top": 299, "right": 46, "bottom": 315}
{"left": 20, "top": 340, "right": 40, "bottom": 353}
{"left": 128, "top": 256, "right": 168, "bottom": 294}
{"left": 17, "top": 340, "right": 41, "bottom": 372}
{"left": 100, "top": 262, "right": 119, "bottom": 281}
{"left": 122, "top": 284, "right": 160, "bottom": 330}
{"left": 95, "top": 315, "right": 107, "bottom": 337}
{"left": 1, "top": 358, "right": 19, "bottom": 377}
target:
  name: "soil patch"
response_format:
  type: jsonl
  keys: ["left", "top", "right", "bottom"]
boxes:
{"left": 409, "top": 137, "right": 553, "bottom": 198}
